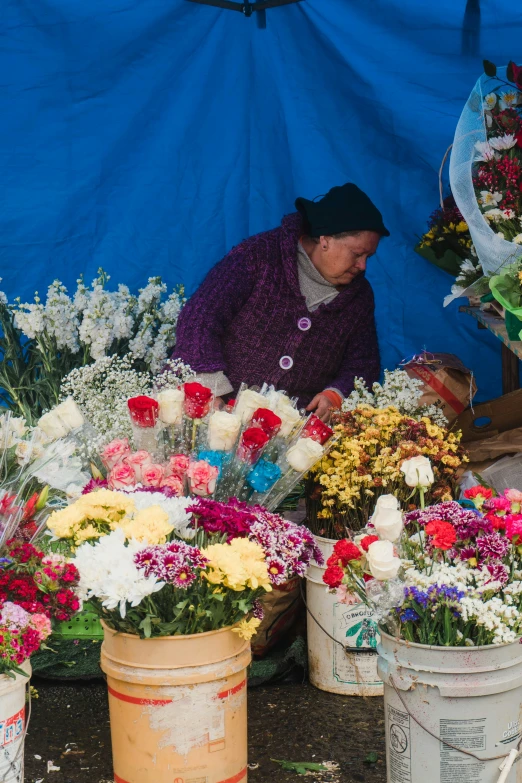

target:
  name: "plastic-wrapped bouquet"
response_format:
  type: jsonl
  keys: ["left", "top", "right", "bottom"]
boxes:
{"left": 72, "top": 528, "right": 271, "bottom": 639}
{"left": 322, "top": 483, "right": 522, "bottom": 647}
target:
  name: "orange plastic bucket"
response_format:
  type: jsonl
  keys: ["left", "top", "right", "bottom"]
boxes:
{"left": 101, "top": 622, "right": 251, "bottom": 783}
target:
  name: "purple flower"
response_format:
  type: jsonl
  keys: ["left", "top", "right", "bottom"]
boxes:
{"left": 405, "top": 501, "right": 490, "bottom": 540}
{"left": 459, "top": 546, "right": 477, "bottom": 562}
{"left": 82, "top": 478, "right": 108, "bottom": 495}
{"left": 476, "top": 533, "right": 510, "bottom": 561}
{"left": 485, "top": 562, "right": 509, "bottom": 587}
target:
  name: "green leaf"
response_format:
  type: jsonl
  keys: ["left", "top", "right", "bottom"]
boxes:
{"left": 271, "top": 759, "right": 327, "bottom": 775}
{"left": 483, "top": 59, "right": 497, "bottom": 77}
{"left": 364, "top": 752, "right": 378, "bottom": 765}
{"left": 139, "top": 616, "right": 152, "bottom": 638}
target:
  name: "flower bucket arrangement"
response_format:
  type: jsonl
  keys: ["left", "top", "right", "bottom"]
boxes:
{"left": 65, "top": 493, "right": 322, "bottom": 783}
{"left": 0, "top": 271, "right": 185, "bottom": 422}
{"left": 324, "top": 482, "right": 522, "bottom": 783}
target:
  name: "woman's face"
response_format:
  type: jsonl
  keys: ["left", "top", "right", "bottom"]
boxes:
{"left": 313, "top": 231, "right": 381, "bottom": 286}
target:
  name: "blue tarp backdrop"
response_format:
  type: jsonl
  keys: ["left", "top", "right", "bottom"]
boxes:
{"left": 1, "top": 0, "right": 521, "bottom": 400}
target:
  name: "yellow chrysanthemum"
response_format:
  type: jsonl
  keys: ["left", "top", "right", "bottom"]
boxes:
{"left": 232, "top": 617, "right": 261, "bottom": 641}
{"left": 119, "top": 506, "right": 173, "bottom": 544}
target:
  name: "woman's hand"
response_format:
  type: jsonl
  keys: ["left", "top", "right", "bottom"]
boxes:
{"left": 306, "top": 393, "right": 336, "bottom": 423}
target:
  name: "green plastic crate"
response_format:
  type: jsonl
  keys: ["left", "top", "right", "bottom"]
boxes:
{"left": 54, "top": 608, "right": 103, "bottom": 640}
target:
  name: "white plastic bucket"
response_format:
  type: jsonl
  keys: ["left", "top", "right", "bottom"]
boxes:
{"left": 378, "top": 630, "right": 522, "bottom": 783}
{"left": 0, "top": 661, "right": 30, "bottom": 783}
{"left": 305, "top": 535, "right": 383, "bottom": 696}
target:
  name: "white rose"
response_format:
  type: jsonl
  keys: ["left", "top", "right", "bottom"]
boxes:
{"left": 371, "top": 495, "right": 403, "bottom": 542}
{"left": 367, "top": 540, "right": 401, "bottom": 581}
{"left": 157, "top": 389, "right": 184, "bottom": 425}
{"left": 55, "top": 397, "right": 85, "bottom": 431}
{"left": 274, "top": 397, "right": 301, "bottom": 437}
{"left": 234, "top": 390, "right": 268, "bottom": 424}
{"left": 208, "top": 411, "right": 241, "bottom": 451}
{"left": 38, "top": 411, "right": 69, "bottom": 440}
{"left": 286, "top": 437, "right": 324, "bottom": 473}
{"left": 400, "top": 456, "right": 434, "bottom": 488}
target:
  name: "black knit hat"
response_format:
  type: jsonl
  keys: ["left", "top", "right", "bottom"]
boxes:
{"left": 295, "top": 183, "right": 390, "bottom": 238}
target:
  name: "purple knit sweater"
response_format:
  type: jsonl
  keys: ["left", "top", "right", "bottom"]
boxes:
{"left": 173, "top": 213, "right": 380, "bottom": 407}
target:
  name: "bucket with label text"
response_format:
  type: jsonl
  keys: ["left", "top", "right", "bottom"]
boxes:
{"left": 306, "top": 535, "right": 383, "bottom": 696}
{"left": 378, "top": 630, "right": 522, "bottom": 783}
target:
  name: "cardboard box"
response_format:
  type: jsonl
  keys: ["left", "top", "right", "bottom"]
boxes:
{"left": 455, "top": 388, "right": 522, "bottom": 443}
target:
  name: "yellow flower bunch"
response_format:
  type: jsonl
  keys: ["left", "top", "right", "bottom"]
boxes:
{"left": 203, "top": 539, "right": 272, "bottom": 593}
{"left": 46, "top": 489, "right": 173, "bottom": 547}
{"left": 308, "top": 406, "right": 467, "bottom": 535}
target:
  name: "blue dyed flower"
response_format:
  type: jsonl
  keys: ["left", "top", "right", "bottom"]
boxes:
{"left": 247, "top": 459, "right": 282, "bottom": 493}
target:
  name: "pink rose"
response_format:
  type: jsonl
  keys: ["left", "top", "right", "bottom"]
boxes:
{"left": 125, "top": 450, "right": 153, "bottom": 482}
{"left": 169, "top": 454, "right": 190, "bottom": 480}
{"left": 101, "top": 438, "right": 132, "bottom": 470}
{"left": 108, "top": 462, "right": 137, "bottom": 490}
{"left": 142, "top": 463, "right": 165, "bottom": 488}
{"left": 187, "top": 460, "right": 218, "bottom": 497}
{"left": 161, "top": 475, "right": 184, "bottom": 496}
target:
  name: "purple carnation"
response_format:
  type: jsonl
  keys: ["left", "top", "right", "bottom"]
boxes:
{"left": 476, "top": 533, "right": 510, "bottom": 561}
{"left": 405, "top": 501, "right": 490, "bottom": 540}
{"left": 485, "top": 562, "right": 509, "bottom": 587}
{"left": 82, "top": 478, "right": 108, "bottom": 494}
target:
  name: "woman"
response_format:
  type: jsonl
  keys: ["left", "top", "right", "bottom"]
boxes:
{"left": 172, "top": 183, "right": 389, "bottom": 420}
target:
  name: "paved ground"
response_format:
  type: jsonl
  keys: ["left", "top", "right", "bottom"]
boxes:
{"left": 25, "top": 678, "right": 387, "bottom": 783}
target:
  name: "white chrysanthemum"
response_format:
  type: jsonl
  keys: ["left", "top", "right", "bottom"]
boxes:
{"left": 474, "top": 141, "right": 497, "bottom": 162}
{"left": 483, "top": 93, "right": 497, "bottom": 110}
{"left": 73, "top": 529, "right": 164, "bottom": 618}
{"left": 499, "top": 90, "right": 520, "bottom": 110}
{"left": 489, "top": 134, "right": 517, "bottom": 151}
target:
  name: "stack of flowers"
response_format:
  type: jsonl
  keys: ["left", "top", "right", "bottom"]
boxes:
{"left": 307, "top": 406, "right": 466, "bottom": 539}
{"left": 415, "top": 195, "right": 476, "bottom": 279}
{"left": 72, "top": 528, "right": 270, "bottom": 640}
{"left": 0, "top": 271, "right": 186, "bottom": 423}
{"left": 322, "top": 483, "right": 522, "bottom": 647}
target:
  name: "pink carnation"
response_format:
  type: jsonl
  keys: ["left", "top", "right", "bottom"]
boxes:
{"left": 505, "top": 489, "right": 522, "bottom": 503}
{"left": 505, "top": 515, "right": 522, "bottom": 542}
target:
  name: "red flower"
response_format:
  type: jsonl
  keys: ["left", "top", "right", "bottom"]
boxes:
{"left": 323, "top": 565, "right": 344, "bottom": 589}
{"left": 251, "top": 408, "right": 282, "bottom": 438}
{"left": 464, "top": 486, "right": 493, "bottom": 501}
{"left": 425, "top": 520, "right": 457, "bottom": 551}
{"left": 301, "top": 415, "right": 333, "bottom": 445}
{"left": 486, "top": 512, "right": 507, "bottom": 531}
{"left": 508, "top": 60, "right": 522, "bottom": 90}
{"left": 237, "top": 427, "right": 269, "bottom": 465}
{"left": 333, "top": 539, "right": 362, "bottom": 564}
{"left": 127, "top": 396, "right": 159, "bottom": 428}
{"left": 23, "top": 493, "right": 39, "bottom": 521}
{"left": 183, "top": 383, "right": 213, "bottom": 419}
{"left": 360, "top": 535, "right": 379, "bottom": 552}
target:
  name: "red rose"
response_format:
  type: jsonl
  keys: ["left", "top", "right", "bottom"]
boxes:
{"left": 128, "top": 396, "right": 159, "bottom": 428}
{"left": 333, "top": 539, "right": 362, "bottom": 564}
{"left": 237, "top": 427, "right": 269, "bottom": 465}
{"left": 508, "top": 60, "right": 522, "bottom": 90}
{"left": 251, "top": 408, "right": 282, "bottom": 438}
{"left": 360, "top": 535, "right": 379, "bottom": 552}
{"left": 183, "top": 382, "right": 213, "bottom": 419}
{"left": 323, "top": 565, "right": 344, "bottom": 589}
{"left": 301, "top": 414, "right": 333, "bottom": 445}
{"left": 425, "top": 520, "right": 457, "bottom": 551}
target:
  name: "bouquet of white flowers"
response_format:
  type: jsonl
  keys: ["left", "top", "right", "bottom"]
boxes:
{"left": 0, "top": 270, "right": 185, "bottom": 422}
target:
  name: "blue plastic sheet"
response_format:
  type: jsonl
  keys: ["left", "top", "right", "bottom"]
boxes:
{"left": 1, "top": 0, "right": 521, "bottom": 400}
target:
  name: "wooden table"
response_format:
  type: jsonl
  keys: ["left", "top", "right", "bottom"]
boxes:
{"left": 460, "top": 306, "right": 521, "bottom": 394}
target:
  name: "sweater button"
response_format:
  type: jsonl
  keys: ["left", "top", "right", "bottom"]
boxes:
{"left": 279, "top": 356, "right": 293, "bottom": 370}
{"left": 298, "top": 317, "right": 311, "bottom": 331}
